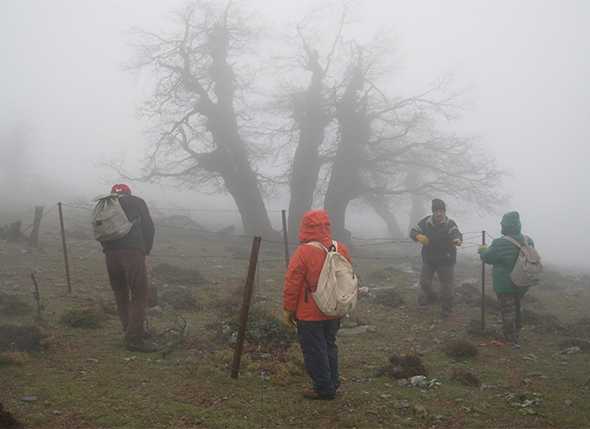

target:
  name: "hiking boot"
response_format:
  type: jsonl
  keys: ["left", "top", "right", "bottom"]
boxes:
{"left": 126, "top": 339, "right": 160, "bottom": 353}
{"left": 417, "top": 291, "right": 438, "bottom": 307}
{"left": 302, "top": 388, "right": 335, "bottom": 401}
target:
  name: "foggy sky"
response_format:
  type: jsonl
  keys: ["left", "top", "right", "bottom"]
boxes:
{"left": 1, "top": 1, "right": 589, "bottom": 269}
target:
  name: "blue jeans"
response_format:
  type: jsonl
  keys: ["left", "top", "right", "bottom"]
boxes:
{"left": 297, "top": 319, "right": 340, "bottom": 396}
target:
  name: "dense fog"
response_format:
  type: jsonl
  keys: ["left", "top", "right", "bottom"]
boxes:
{"left": 1, "top": 0, "right": 588, "bottom": 269}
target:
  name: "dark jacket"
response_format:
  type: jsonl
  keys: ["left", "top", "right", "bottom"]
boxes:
{"left": 410, "top": 215, "right": 462, "bottom": 266}
{"left": 101, "top": 195, "right": 155, "bottom": 255}
{"left": 479, "top": 211, "right": 534, "bottom": 295}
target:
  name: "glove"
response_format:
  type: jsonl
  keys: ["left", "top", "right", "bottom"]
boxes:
{"left": 416, "top": 234, "right": 429, "bottom": 246}
{"left": 282, "top": 310, "right": 296, "bottom": 328}
{"left": 453, "top": 239, "right": 463, "bottom": 247}
{"left": 478, "top": 245, "right": 488, "bottom": 254}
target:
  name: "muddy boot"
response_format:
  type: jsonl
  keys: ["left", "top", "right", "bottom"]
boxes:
{"left": 302, "top": 387, "right": 335, "bottom": 401}
{"left": 126, "top": 338, "right": 159, "bottom": 353}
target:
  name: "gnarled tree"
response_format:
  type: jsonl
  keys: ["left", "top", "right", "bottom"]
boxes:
{"left": 129, "top": 2, "right": 275, "bottom": 236}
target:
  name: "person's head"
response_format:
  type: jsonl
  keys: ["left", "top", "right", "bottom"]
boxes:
{"left": 298, "top": 209, "right": 332, "bottom": 247}
{"left": 431, "top": 198, "right": 446, "bottom": 224}
{"left": 500, "top": 211, "right": 522, "bottom": 236}
{"left": 111, "top": 183, "right": 132, "bottom": 195}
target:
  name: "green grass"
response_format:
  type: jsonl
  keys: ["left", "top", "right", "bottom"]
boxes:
{"left": 1, "top": 227, "right": 589, "bottom": 428}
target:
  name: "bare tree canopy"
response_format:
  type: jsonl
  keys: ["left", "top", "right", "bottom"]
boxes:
{"left": 127, "top": 1, "right": 275, "bottom": 237}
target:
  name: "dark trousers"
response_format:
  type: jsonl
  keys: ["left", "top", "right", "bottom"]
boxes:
{"left": 297, "top": 319, "right": 340, "bottom": 396}
{"left": 105, "top": 249, "right": 147, "bottom": 341}
{"left": 419, "top": 263, "right": 455, "bottom": 313}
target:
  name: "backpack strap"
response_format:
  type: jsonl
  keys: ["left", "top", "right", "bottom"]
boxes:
{"left": 503, "top": 235, "right": 529, "bottom": 251}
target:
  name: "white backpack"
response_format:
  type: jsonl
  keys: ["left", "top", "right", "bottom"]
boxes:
{"left": 305, "top": 241, "right": 358, "bottom": 317}
{"left": 92, "top": 194, "right": 133, "bottom": 242}
{"left": 503, "top": 235, "right": 543, "bottom": 288}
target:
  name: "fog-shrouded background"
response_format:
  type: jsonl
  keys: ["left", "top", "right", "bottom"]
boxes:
{"left": 1, "top": 1, "right": 588, "bottom": 270}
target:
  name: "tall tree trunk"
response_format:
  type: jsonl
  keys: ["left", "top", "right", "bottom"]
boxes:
{"left": 288, "top": 62, "right": 327, "bottom": 240}
{"left": 364, "top": 196, "right": 403, "bottom": 238}
{"left": 205, "top": 24, "right": 275, "bottom": 237}
{"left": 324, "top": 68, "right": 369, "bottom": 243}
{"left": 406, "top": 169, "right": 428, "bottom": 230}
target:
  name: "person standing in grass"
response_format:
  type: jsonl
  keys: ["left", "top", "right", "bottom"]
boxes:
{"left": 410, "top": 198, "right": 463, "bottom": 318}
{"left": 478, "top": 211, "right": 534, "bottom": 347}
{"left": 99, "top": 184, "right": 157, "bottom": 352}
{"left": 282, "top": 210, "right": 352, "bottom": 400}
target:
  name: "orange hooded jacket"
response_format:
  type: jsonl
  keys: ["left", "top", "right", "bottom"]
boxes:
{"left": 282, "top": 210, "right": 352, "bottom": 321}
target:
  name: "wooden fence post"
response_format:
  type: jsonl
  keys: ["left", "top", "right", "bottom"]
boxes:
{"left": 29, "top": 206, "right": 44, "bottom": 248}
{"left": 231, "top": 236, "right": 262, "bottom": 379}
{"left": 281, "top": 210, "right": 290, "bottom": 269}
{"left": 58, "top": 202, "right": 72, "bottom": 294}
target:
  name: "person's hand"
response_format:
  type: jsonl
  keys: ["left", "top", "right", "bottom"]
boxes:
{"left": 282, "top": 310, "right": 296, "bottom": 328}
{"left": 416, "top": 234, "right": 429, "bottom": 246}
{"left": 478, "top": 245, "right": 488, "bottom": 254}
{"left": 453, "top": 239, "right": 462, "bottom": 247}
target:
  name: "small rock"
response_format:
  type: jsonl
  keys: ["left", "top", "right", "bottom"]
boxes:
{"left": 564, "top": 400, "right": 573, "bottom": 407}
{"left": 410, "top": 375, "right": 426, "bottom": 386}
{"left": 20, "top": 396, "right": 37, "bottom": 402}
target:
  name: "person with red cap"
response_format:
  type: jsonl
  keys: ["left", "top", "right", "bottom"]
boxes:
{"left": 101, "top": 184, "right": 156, "bottom": 352}
{"left": 283, "top": 210, "right": 352, "bottom": 400}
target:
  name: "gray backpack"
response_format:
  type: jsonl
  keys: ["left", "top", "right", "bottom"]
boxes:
{"left": 503, "top": 235, "right": 543, "bottom": 288}
{"left": 92, "top": 194, "right": 133, "bottom": 242}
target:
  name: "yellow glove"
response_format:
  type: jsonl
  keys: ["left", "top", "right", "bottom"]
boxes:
{"left": 453, "top": 239, "right": 462, "bottom": 247}
{"left": 416, "top": 234, "right": 429, "bottom": 246}
{"left": 282, "top": 310, "right": 296, "bottom": 328}
{"left": 478, "top": 245, "right": 488, "bottom": 254}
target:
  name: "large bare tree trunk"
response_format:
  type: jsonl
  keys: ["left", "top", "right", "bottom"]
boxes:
{"left": 364, "top": 196, "right": 403, "bottom": 238}
{"left": 406, "top": 169, "right": 428, "bottom": 230}
{"left": 287, "top": 60, "right": 327, "bottom": 240}
{"left": 324, "top": 68, "right": 369, "bottom": 243}
{"left": 203, "top": 24, "right": 275, "bottom": 237}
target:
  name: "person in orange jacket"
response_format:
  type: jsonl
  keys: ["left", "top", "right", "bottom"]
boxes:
{"left": 282, "top": 210, "right": 352, "bottom": 400}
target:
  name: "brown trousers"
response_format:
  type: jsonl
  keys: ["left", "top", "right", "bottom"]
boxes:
{"left": 419, "top": 263, "right": 455, "bottom": 313}
{"left": 105, "top": 249, "right": 147, "bottom": 341}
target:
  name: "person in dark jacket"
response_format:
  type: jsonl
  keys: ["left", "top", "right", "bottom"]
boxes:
{"left": 101, "top": 184, "right": 156, "bottom": 352}
{"left": 478, "top": 211, "right": 533, "bottom": 347}
{"left": 283, "top": 210, "right": 352, "bottom": 400}
{"left": 410, "top": 198, "right": 463, "bottom": 318}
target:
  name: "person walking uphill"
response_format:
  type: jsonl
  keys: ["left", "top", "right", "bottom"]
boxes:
{"left": 410, "top": 198, "right": 463, "bottom": 318}
{"left": 478, "top": 211, "right": 536, "bottom": 347}
{"left": 282, "top": 210, "right": 352, "bottom": 400}
{"left": 94, "top": 184, "right": 156, "bottom": 352}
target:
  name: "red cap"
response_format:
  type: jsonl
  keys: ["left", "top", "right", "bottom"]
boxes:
{"left": 111, "top": 183, "right": 131, "bottom": 194}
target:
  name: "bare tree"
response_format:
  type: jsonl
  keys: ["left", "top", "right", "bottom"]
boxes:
{"left": 127, "top": 1, "right": 275, "bottom": 237}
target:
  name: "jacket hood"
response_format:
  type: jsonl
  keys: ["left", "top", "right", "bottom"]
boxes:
{"left": 298, "top": 210, "right": 332, "bottom": 248}
{"left": 501, "top": 211, "right": 522, "bottom": 236}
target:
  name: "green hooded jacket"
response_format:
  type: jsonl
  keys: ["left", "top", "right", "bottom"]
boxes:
{"left": 479, "top": 211, "right": 534, "bottom": 295}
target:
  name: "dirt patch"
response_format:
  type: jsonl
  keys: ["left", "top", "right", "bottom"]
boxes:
{"left": 152, "top": 263, "right": 206, "bottom": 286}
{"left": 379, "top": 353, "right": 428, "bottom": 379}
{"left": 0, "top": 351, "right": 30, "bottom": 367}
{"left": 0, "top": 325, "right": 43, "bottom": 352}
{"left": 444, "top": 339, "right": 478, "bottom": 360}
{"left": 0, "top": 402, "right": 24, "bottom": 429}
{"left": 450, "top": 368, "right": 481, "bottom": 387}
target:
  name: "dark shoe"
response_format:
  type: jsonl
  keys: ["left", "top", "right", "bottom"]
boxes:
{"left": 302, "top": 388, "right": 335, "bottom": 401}
{"left": 126, "top": 339, "right": 160, "bottom": 353}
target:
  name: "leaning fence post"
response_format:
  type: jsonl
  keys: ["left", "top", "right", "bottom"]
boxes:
{"left": 281, "top": 210, "right": 290, "bottom": 269}
{"left": 231, "top": 235, "right": 262, "bottom": 379}
{"left": 481, "top": 230, "right": 486, "bottom": 331}
{"left": 30, "top": 272, "right": 42, "bottom": 318}
{"left": 58, "top": 202, "right": 72, "bottom": 294}
{"left": 29, "top": 206, "right": 44, "bottom": 248}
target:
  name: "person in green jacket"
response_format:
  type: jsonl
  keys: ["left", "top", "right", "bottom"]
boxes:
{"left": 478, "top": 211, "right": 534, "bottom": 347}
